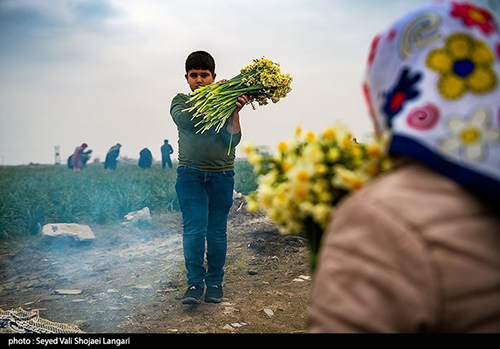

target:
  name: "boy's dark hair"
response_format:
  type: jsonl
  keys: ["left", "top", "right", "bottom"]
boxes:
{"left": 185, "top": 51, "right": 215, "bottom": 75}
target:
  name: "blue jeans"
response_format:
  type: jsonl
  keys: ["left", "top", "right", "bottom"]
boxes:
{"left": 175, "top": 166, "right": 235, "bottom": 287}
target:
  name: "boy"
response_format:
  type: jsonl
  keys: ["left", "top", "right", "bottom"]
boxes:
{"left": 170, "top": 51, "right": 249, "bottom": 304}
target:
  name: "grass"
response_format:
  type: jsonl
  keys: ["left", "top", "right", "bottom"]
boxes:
{"left": 0, "top": 161, "right": 258, "bottom": 240}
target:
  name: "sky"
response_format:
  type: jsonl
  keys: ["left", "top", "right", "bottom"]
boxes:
{"left": 1, "top": 0, "right": 499, "bottom": 165}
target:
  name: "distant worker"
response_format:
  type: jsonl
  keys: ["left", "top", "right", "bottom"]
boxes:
{"left": 104, "top": 143, "right": 121, "bottom": 170}
{"left": 71, "top": 143, "right": 88, "bottom": 171}
{"left": 138, "top": 148, "right": 153, "bottom": 169}
{"left": 82, "top": 149, "right": 93, "bottom": 167}
{"left": 161, "top": 139, "right": 174, "bottom": 169}
{"left": 68, "top": 149, "right": 92, "bottom": 169}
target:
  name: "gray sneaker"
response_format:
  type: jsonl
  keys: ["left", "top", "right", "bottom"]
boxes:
{"left": 181, "top": 285, "right": 204, "bottom": 304}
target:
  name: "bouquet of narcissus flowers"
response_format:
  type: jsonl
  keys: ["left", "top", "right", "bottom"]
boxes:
{"left": 244, "top": 125, "right": 392, "bottom": 270}
{"left": 183, "top": 57, "right": 293, "bottom": 134}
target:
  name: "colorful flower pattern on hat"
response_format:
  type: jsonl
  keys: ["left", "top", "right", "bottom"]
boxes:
{"left": 363, "top": 1, "right": 500, "bottom": 199}
{"left": 426, "top": 33, "right": 497, "bottom": 99}
{"left": 451, "top": 2, "right": 498, "bottom": 36}
{"left": 406, "top": 103, "right": 440, "bottom": 131}
{"left": 362, "top": 83, "right": 379, "bottom": 135}
{"left": 398, "top": 12, "right": 442, "bottom": 60}
{"left": 367, "top": 35, "right": 382, "bottom": 67}
{"left": 440, "top": 106, "right": 499, "bottom": 162}
{"left": 382, "top": 67, "right": 422, "bottom": 127}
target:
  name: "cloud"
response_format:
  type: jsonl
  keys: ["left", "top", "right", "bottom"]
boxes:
{"left": 0, "top": 0, "right": 401, "bottom": 164}
{"left": 0, "top": 0, "right": 123, "bottom": 64}
{"left": 1, "top": 0, "right": 498, "bottom": 165}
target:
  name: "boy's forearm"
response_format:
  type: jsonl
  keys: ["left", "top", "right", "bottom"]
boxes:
{"left": 227, "top": 113, "right": 241, "bottom": 134}
{"left": 227, "top": 95, "right": 249, "bottom": 134}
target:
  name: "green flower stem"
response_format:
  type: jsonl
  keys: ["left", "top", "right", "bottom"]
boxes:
{"left": 305, "top": 218, "right": 324, "bottom": 272}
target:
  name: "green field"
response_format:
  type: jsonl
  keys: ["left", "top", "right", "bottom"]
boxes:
{"left": 0, "top": 161, "right": 258, "bottom": 239}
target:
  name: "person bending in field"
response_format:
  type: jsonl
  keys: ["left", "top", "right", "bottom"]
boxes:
{"left": 71, "top": 143, "right": 88, "bottom": 171}
{"left": 68, "top": 149, "right": 92, "bottom": 169}
{"left": 170, "top": 50, "right": 250, "bottom": 304}
{"left": 104, "top": 143, "right": 121, "bottom": 170}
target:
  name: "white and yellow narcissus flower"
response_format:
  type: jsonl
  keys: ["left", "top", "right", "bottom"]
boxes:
{"left": 243, "top": 142, "right": 256, "bottom": 156}
{"left": 366, "top": 141, "right": 384, "bottom": 159}
{"left": 333, "top": 123, "right": 354, "bottom": 144}
{"left": 332, "top": 166, "right": 369, "bottom": 191}
{"left": 327, "top": 147, "right": 341, "bottom": 162}
{"left": 322, "top": 127, "right": 337, "bottom": 141}
{"left": 312, "top": 204, "right": 333, "bottom": 228}
{"left": 302, "top": 142, "right": 324, "bottom": 164}
{"left": 244, "top": 124, "right": 391, "bottom": 238}
{"left": 247, "top": 153, "right": 262, "bottom": 167}
{"left": 287, "top": 160, "right": 315, "bottom": 186}
{"left": 246, "top": 199, "right": 260, "bottom": 213}
{"left": 256, "top": 180, "right": 274, "bottom": 209}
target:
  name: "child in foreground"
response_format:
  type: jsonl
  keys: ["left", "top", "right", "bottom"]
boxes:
{"left": 170, "top": 51, "right": 249, "bottom": 304}
{"left": 309, "top": 2, "right": 500, "bottom": 332}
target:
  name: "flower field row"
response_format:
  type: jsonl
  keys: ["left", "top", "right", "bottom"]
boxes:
{"left": 0, "top": 162, "right": 258, "bottom": 239}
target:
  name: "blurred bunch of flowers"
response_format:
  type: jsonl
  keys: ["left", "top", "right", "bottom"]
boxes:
{"left": 244, "top": 125, "right": 392, "bottom": 270}
{"left": 183, "top": 56, "right": 293, "bottom": 135}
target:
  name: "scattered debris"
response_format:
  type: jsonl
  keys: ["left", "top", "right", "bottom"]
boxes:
{"left": 223, "top": 306, "right": 238, "bottom": 315}
{"left": 108, "top": 307, "right": 126, "bottom": 312}
{"left": 53, "top": 290, "right": 83, "bottom": 295}
{"left": 159, "top": 288, "right": 178, "bottom": 293}
{"left": 132, "top": 284, "right": 153, "bottom": 291}
{"left": 264, "top": 308, "right": 274, "bottom": 317}
{"left": 223, "top": 324, "right": 235, "bottom": 331}
{"left": 294, "top": 275, "right": 311, "bottom": 282}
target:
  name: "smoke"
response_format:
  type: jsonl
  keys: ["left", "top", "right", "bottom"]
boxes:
{"left": 0, "top": 215, "right": 184, "bottom": 332}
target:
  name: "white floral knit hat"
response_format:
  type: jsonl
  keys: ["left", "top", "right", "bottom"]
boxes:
{"left": 363, "top": 1, "right": 500, "bottom": 201}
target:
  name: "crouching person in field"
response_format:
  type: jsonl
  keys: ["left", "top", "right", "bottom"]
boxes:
{"left": 138, "top": 148, "right": 153, "bottom": 169}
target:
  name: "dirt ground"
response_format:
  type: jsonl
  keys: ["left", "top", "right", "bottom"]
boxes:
{"left": 0, "top": 197, "right": 312, "bottom": 334}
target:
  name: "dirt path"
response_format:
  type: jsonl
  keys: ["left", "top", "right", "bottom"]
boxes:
{"left": 0, "top": 198, "right": 312, "bottom": 333}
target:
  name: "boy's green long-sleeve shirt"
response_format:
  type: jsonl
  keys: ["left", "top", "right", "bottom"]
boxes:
{"left": 170, "top": 93, "right": 242, "bottom": 171}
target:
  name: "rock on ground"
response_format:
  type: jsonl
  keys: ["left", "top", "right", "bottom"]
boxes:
{"left": 42, "top": 223, "right": 95, "bottom": 242}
